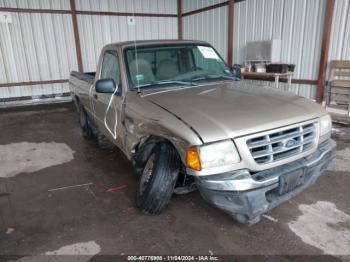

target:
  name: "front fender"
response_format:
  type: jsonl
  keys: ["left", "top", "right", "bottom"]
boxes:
{"left": 125, "top": 119, "right": 195, "bottom": 165}
{"left": 123, "top": 93, "right": 203, "bottom": 165}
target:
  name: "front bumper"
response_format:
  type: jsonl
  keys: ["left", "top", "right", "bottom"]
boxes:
{"left": 195, "top": 139, "right": 336, "bottom": 224}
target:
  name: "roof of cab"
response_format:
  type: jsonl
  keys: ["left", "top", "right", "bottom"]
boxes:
{"left": 103, "top": 39, "right": 210, "bottom": 49}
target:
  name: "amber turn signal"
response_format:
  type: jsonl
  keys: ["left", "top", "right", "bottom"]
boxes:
{"left": 186, "top": 147, "right": 201, "bottom": 171}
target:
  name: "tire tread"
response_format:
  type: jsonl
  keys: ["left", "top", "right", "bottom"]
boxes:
{"left": 137, "top": 143, "right": 180, "bottom": 214}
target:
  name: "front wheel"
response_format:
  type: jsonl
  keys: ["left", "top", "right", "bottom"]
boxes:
{"left": 136, "top": 143, "right": 180, "bottom": 214}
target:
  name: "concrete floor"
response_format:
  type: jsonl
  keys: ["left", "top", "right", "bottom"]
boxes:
{"left": 0, "top": 103, "right": 349, "bottom": 258}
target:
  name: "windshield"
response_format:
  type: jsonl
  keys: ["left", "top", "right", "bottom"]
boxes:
{"left": 124, "top": 44, "right": 235, "bottom": 89}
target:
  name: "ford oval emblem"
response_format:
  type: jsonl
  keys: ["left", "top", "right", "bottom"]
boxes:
{"left": 285, "top": 139, "right": 297, "bottom": 148}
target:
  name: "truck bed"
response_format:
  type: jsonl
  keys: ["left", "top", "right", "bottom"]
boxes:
{"left": 70, "top": 71, "right": 96, "bottom": 84}
{"left": 70, "top": 71, "right": 96, "bottom": 109}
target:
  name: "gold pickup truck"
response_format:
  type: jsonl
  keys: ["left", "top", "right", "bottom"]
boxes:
{"left": 70, "top": 40, "right": 336, "bottom": 224}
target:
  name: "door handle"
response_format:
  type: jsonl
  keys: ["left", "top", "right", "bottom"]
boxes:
{"left": 93, "top": 94, "right": 98, "bottom": 100}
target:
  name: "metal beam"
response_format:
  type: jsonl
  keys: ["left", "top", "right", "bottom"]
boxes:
{"left": 227, "top": 0, "right": 234, "bottom": 67}
{"left": 0, "top": 79, "right": 69, "bottom": 88}
{"left": 0, "top": 7, "right": 71, "bottom": 14}
{"left": 181, "top": 0, "right": 245, "bottom": 17}
{"left": 177, "top": 0, "right": 183, "bottom": 40}
{"left": 316, "top": 0, "right": 336, "bottom": 103}
{"left": 70, "top": 0, "right": 84, "bottom": 73}
{"left": 0, "top": 7, "right": 177, "bottom": 17}
{"left": 76, "top": 10, "right": 177, "bottom": 17}
{"left": 182, "top": 1, "right": 228, "bottom": 17}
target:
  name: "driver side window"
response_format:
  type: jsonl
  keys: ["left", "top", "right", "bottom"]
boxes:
{"left": 101, "top": 50, "right": 120, "bottom": 85}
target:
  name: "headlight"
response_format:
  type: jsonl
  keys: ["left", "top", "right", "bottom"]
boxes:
{"left": 320, "top": 114, "right": 332, "bottom": 137}
{"left": 186, "top": 140, "right": 240, "bottom": 171}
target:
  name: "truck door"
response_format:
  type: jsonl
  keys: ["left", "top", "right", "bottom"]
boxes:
{"left": 92, "top": 50, "right": 124, "bottom": 145}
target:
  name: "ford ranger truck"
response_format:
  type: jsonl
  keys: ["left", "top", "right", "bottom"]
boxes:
{"left": 70, "top": 40, "right": 336, "bottom": 224}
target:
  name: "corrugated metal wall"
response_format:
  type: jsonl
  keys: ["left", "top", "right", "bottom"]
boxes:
{"left": 0, "top": 0, "right": 75, "bottom": 100}
{"left": 233, "top": 0, "right": 327, "bottom": 99}
{"left": 181, "top": 0, "right": 333, "bottom": 100}
{"left": 75, "top": 0, "right": 176, "bottom": 14}
{"left": 78, "top": 16, "right": 177, "bottom": 71}
{"left": 328, "top": 0, "right": 350, "bottom": 62}
{"left": 76, "top": 0, "right": 177, "bottom": 71}
{"left": 182, "top": 0, "right": 227, "bottom": 13}
{"left": 0, "top": 0, "right": 70, "bottom": 9}
{"left": 0, "top": 0, "right": 177, "bottom": 104}
{"left": 233, "top": 0, "right": 326, "bottom": 80}
{"left": 182, "top": 6, "right": 228, "bottom": 60}
{"left": 1, "top": 0, "right": 349, "bottom": 105}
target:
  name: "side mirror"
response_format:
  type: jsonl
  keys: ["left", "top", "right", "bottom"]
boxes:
{"left": 95, "top": 79, "right": 120, "bottom": 95}
{"left": 231, "top": 64, "right": 242, "bottom": 80}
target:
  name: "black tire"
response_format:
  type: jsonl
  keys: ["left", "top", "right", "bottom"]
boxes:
{"left": 136, "top": 143, "right": 180, "bottom": 214}
{"left": 79, "top": 104, "right": 97, "bottom": 140}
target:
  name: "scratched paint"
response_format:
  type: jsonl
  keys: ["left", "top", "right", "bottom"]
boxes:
{"left": 288, "top": 201, "right": 350, "bottom": 255}
{"left": 0, "top": 142, "right": 74, "bottom": 178}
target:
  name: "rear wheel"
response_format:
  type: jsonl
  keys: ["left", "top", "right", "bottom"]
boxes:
{"left": 79, "top": 104, "right": 97, "bottom": 140}
{"left": 136, "top": 143, "right": 180, "bottom": 214}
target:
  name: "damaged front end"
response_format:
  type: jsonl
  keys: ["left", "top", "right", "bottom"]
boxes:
{"left": 195, "top": 139, "right": 336, "bottom": 224}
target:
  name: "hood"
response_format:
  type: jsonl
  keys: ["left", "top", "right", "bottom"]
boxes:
{"left": 142, "top": 82, "right": 326, "bottom": 143}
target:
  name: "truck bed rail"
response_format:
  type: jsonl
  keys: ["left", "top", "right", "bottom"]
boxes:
{"left": 70, "top": 71, "right": 95, "bottom": 84}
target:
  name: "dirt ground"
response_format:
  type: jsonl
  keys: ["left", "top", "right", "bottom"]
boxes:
{"left": 0, "top": 103, "right": 349, "bottom": 259}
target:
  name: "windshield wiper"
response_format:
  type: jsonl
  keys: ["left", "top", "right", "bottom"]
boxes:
{"left": 137, "top": 80, "right": 196, "bottom": 89}
{"left": 191, "top": 74, "right": 239, "bottom": 82}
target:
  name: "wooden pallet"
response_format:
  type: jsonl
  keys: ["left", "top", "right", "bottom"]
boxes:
{"left": 327, "top": 60, "right": 350, "bottom": 114}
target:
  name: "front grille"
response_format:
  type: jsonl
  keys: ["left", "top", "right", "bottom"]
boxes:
{"left": 246, "top": 122, "right": 317, "bottom": 164}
